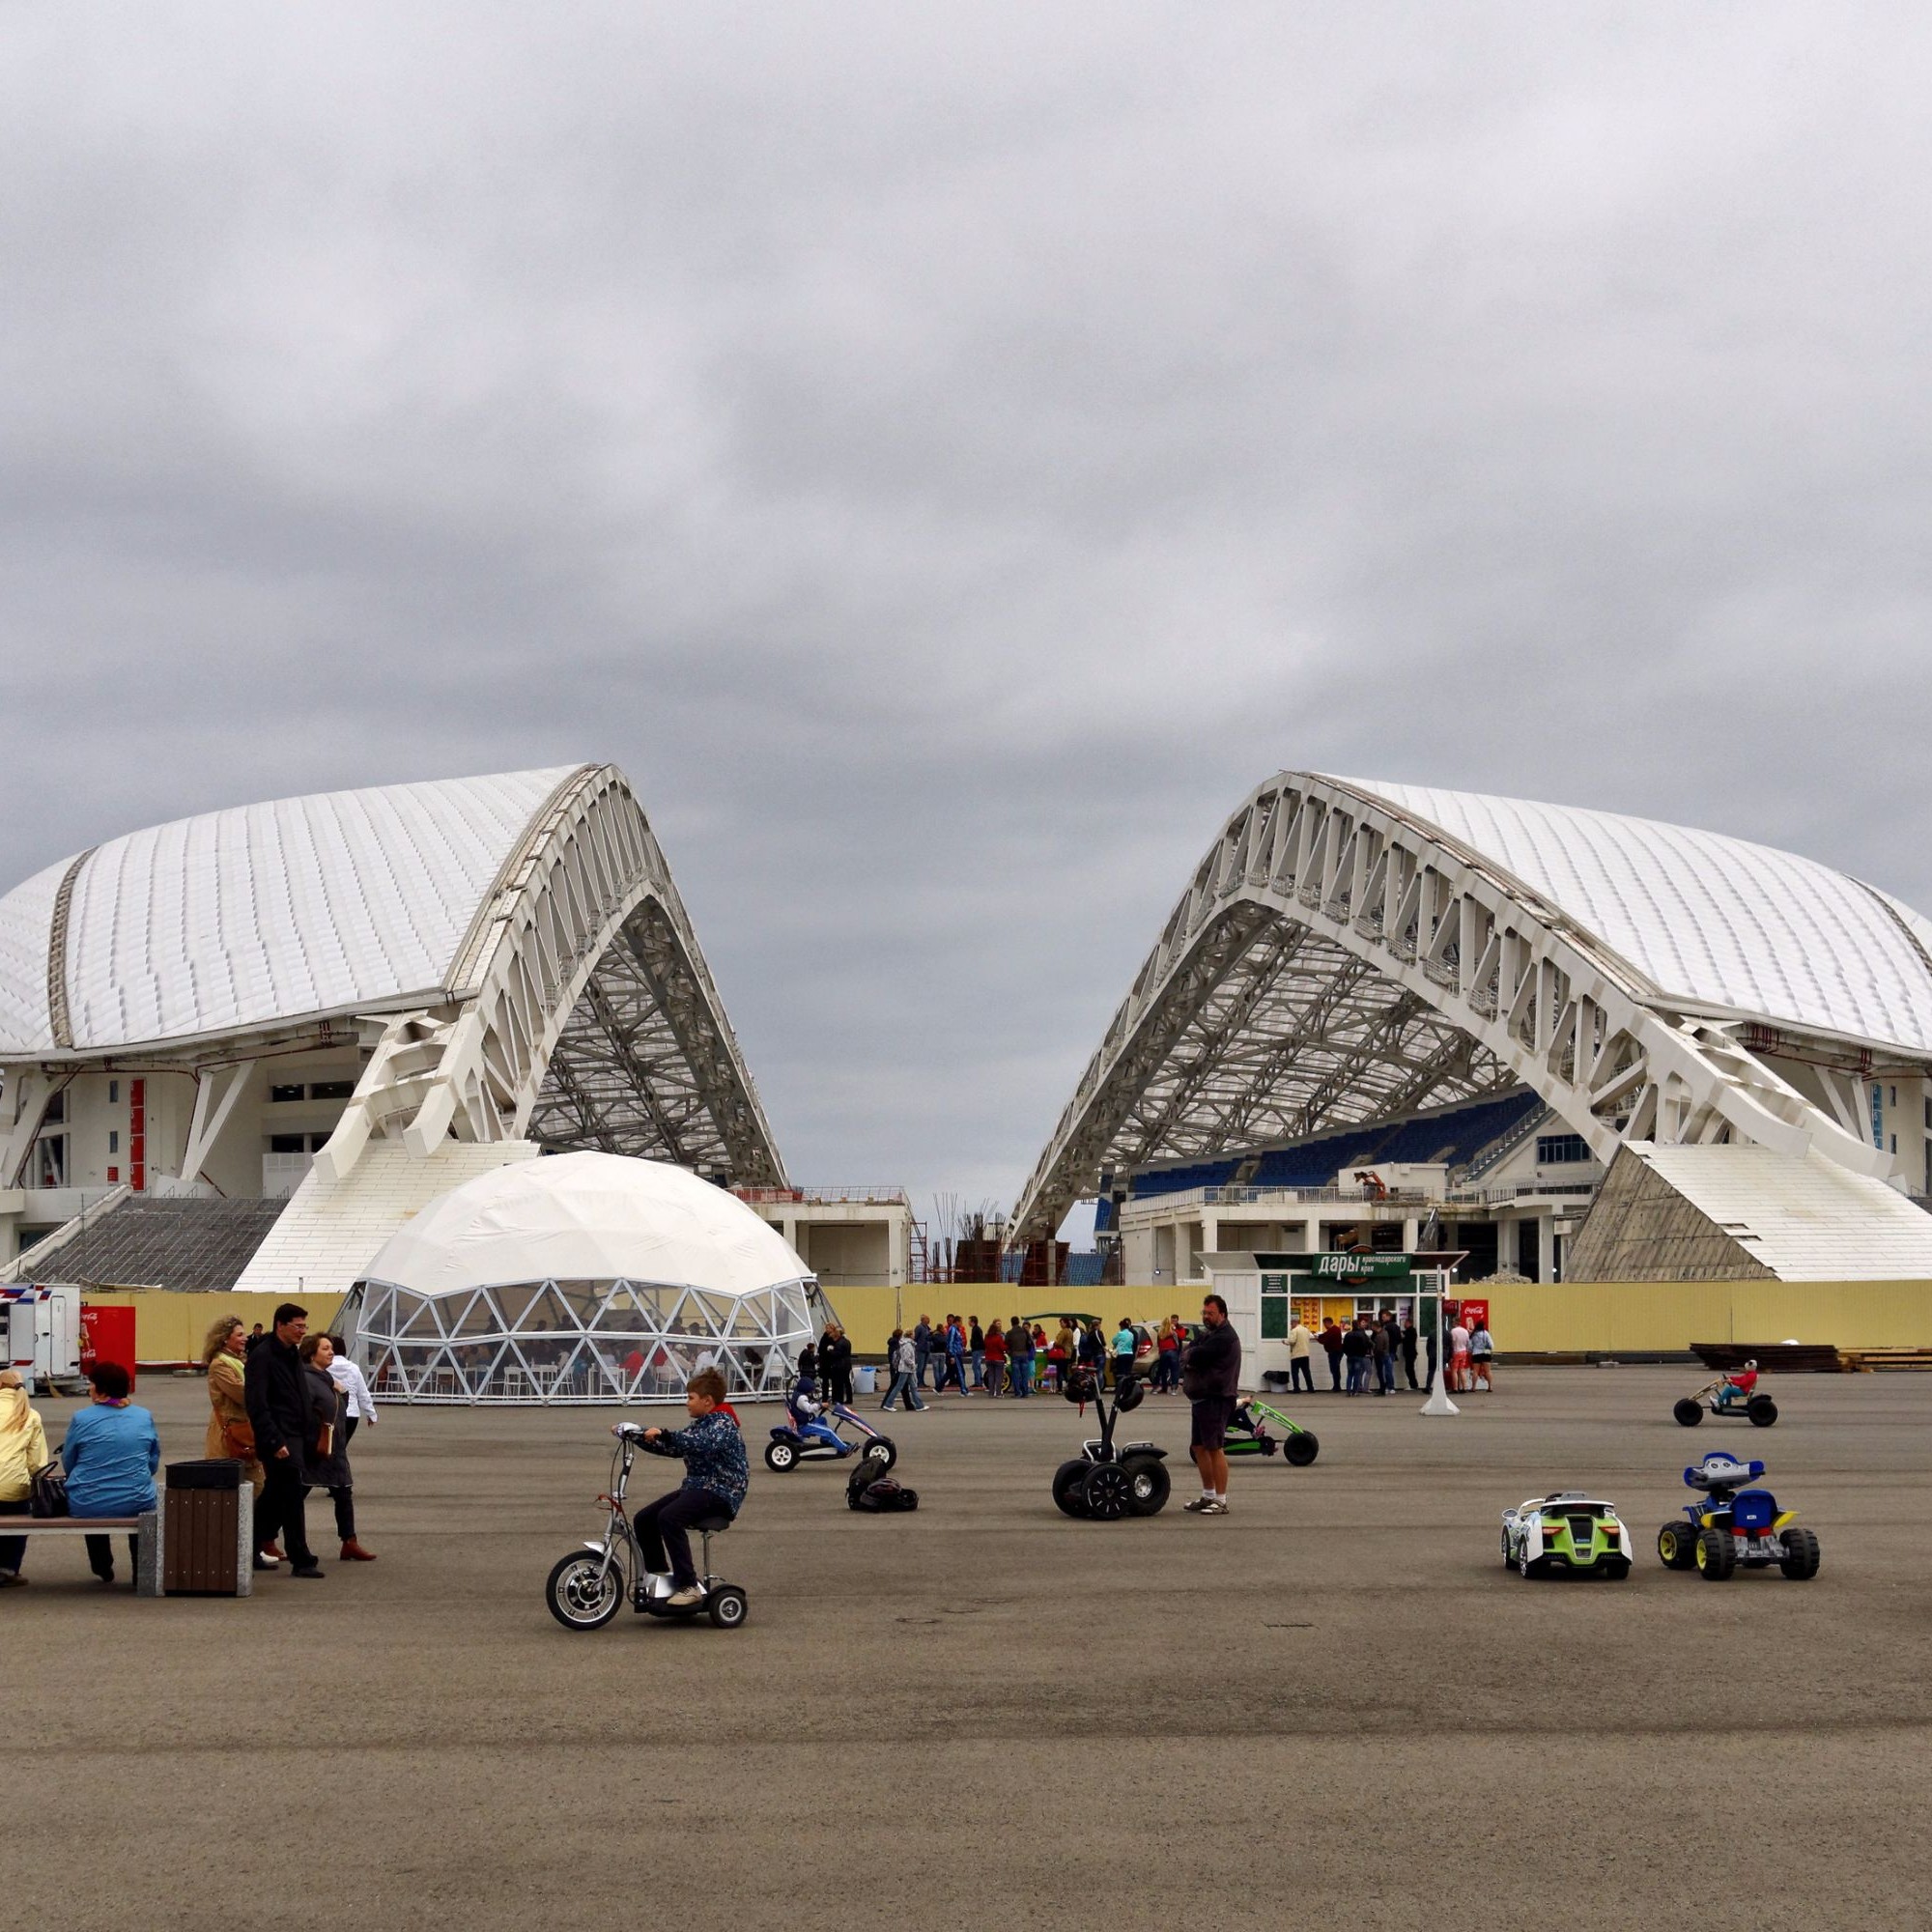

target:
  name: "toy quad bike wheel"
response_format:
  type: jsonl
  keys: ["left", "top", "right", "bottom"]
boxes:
{"left": 1122, "top": 1454, "right": 1171, "bottom": 1517}
{"left": 1779, "top": 1527, "right": 1821, "bottom": 1580}
{"left": 1283, "top": 1432, "right": 1319, "bottom": 1466}
{"left": 1673, "top": 1398, "right": 1704, "bottom": 1427}
{"left": 1656, "top": 1521, "right": 1699, "bottom": 1570}
{"left": 1746, "top": 1394, "right": 1778, "bottom": 1427}
{"left": 1051, "top": 1459, "right": 1092, "bottom": 1519}
{"left": 1695, "top": 1527, "right": 1737, "bottom": 1580}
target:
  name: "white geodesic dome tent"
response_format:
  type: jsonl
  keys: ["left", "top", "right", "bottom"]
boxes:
{"left": 351, "top": 1151, "right": 816, "bottom": 1404}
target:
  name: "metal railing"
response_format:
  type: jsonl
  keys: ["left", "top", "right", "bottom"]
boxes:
{"left": 0, "top": 1182, "right": 131, "bottom": 1284}
{"left": 733, "top": 1185, "right": 912, "bottom": 1208}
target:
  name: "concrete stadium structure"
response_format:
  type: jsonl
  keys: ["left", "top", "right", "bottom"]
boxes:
{"left": 0, "top": 765, "right": 908, "bottom": 1303}
{"left": 1012, "top": 773, "right": 1932, "bottom": 1285}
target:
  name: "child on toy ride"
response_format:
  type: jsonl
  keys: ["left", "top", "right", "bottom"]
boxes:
{"left": 628, "top": 1368, "right": 749, "bottom": 1608}
{"left": 785, "top": 1380, "right": 847, "bottom": 1452}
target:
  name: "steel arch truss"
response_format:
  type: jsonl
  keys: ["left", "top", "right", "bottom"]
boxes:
{"left": 317, "top": 764, "right": 785, "bottom": 1187}
{"left": 1009, "top": 772, "right": 1889, "bottom": 1240}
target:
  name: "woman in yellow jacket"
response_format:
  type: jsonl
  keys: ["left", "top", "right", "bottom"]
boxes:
{"left": 0, "top": 1368, "right": 50, "bottom": 1585}
{"left": 202, "top": 1315, "right": 265, "bottom": 1498}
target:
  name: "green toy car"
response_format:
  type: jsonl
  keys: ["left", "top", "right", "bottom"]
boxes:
{"left": 1225, "top": 1398, "right": 1319, "bottom": 1465}
{"left": 1500, "top": 1492, "right": 1632, "bottom": 1579}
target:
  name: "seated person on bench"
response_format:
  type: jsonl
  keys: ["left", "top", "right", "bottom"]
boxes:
{"left": 62, "top": 1360, "right": 160, "bottom": 1588}
{"left": 630, "top": 1367, "right": 748, "bottom": 1608}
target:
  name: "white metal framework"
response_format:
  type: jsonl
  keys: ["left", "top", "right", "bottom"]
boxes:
{"left": 316, "top": 765, "right": 785, "bottom": 1186}
{"left": 355, "top": 1274, "right": 813, "bottom": 1406}
{"left": 1009, "top": 772, "right": 1929, "bottom": 1241}
{"left": 0, "top": 763, "right": 786, "bottom": 1194}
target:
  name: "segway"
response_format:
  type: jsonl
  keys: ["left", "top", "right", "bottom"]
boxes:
{"left": 1050, "top": 1367, "right": 1171, "bottom": 1520}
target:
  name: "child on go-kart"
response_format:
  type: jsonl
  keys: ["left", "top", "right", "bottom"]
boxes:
{"left": 623, "top": 1367, "right": 748, "bottom": 1609}
{"left": 785, "top": 1380, "right": 847, "bottom": 1454}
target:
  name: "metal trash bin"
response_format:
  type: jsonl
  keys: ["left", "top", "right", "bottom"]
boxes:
{"left": 163, "top": 1460, "right": 254, "bottom": 1598}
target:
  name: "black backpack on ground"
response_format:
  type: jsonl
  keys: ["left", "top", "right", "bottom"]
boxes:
{"left": 846, "top": 1465, "right": 920, "bottom": 1512}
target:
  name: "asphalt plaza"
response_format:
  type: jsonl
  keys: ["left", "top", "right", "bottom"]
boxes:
{"left": 11, "top": 1366, "right": 1930, "bottom": 1932}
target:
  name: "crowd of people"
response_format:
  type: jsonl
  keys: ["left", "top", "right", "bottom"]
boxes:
{"left": 869, "top": 1314, "right": 1207, "bottom": 1407}
{"left": 0, "top": 1298, "right": 377, "bottom": 1590}
{"left": 1275, "top": 1309, "right": 1496, "bottom": 1396}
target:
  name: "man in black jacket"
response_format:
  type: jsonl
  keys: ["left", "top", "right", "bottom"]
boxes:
{"left": 1180, "top": 1294, "right": 1241, "bottom": 1517}
{"left": 245, "top": 1301, "right": 323, "bottom": 1577}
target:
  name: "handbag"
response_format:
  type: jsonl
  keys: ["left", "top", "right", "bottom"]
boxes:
{"left": 220, "top": 1417, "right": 256, "bottom": 1460}
{"left": 28, "top": 1459, "right": 69, "bottom": 1519}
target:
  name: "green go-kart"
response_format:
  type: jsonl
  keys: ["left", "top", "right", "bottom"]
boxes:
{"left": 1225, "top": 1398, "right": 1320, "bottom": 1466}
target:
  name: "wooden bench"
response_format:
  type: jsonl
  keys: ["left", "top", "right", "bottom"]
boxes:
{"left": 8, "top": 1511, "right": 164, "bottom": 1596}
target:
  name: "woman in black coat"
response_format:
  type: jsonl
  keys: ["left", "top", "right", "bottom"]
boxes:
{"left": 298, "top": 1334, "right": 373, "bottom": 1560}
{"left": 819, "top": 1325, "right": 854, "bottom": 1406}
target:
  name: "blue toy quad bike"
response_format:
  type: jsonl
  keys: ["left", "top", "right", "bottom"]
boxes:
{"left": 1051, "top": 1368, "right": 1171, "bottom": 1520}
{"left": 1656, "top": 1451, "right": 1820, "bottom": 1581}
{"left": 1674, "top": 1363, "right": 1776, "bottom": 1428}
{"left": 1225, "top": 1398, "right": 1320, "bottom": 1466}
{"left": 546, "top": 1424, "right": 749, "bottom": 1632}
{"left": 765, "top": 1378, "right": 897, "bottom": 1474}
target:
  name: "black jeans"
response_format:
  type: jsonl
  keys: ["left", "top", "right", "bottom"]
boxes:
{"left": 634, "top": 1488, "right": 729, "bottom": 1589}
{"left": 85, "top": 1530, "right": 139, "bottom": 1580}
{"left": 261, "top": 1455, "right": 315, "bottom": 1566}
{"left": 1402, "top": 1352, "right": 1420, "bottom": 1390}
{"left": 0, "top": 1496, "right": 26, "bottom": 1574}
{"left": 1290, "top": 1357, "right": 1314, "bottom": 1393}
{"left": 1325, "top": 1352, "right": 1343, "bottom": 1390}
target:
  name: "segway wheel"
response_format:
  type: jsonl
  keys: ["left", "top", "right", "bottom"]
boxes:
{"left": 1747, "top": 1394, "right": 1778, "bottom": 1427}
{"left": 1123, "top": 1456, "right": 1171, "bottom": 1517}
{"left": 862, "top": 1436, "right": 898, "bottom": 1474}
{"left": 1672, "top": 1399, "right": 1704, "bottom": 1427}
{"left": 707, "top": 1586, "right": 750, "bottom": 1629}
{"left": 1081, "top": 1463, "right": 1133, "bottom": 1521}
{"left": 546, "top": 1550, "right": 624, "bottom": 1632}
{"left": 1051, "top": 1459, "right": 1092, "bottom": 1518}
{"left": 1283, "top": 1432, "right": 1319, "bottom": 1466}
{"left": 764, "top": 1440, "right": 798, "bottom": 1472}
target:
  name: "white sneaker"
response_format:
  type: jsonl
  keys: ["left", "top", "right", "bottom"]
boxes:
{"left": 1200, "top": 1499, "right": 1230, "bottom": 1515}
{"left": 666, "top": 1584, "right": 704, "bottom": 1608}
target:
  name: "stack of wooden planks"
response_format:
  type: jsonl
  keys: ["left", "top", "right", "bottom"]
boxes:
{"left": 1690, "top": 1342, "right": 1845, "bottom": 1374}
{"left": 1836, "top": 1347, "right": 1932, "bottom": 1373}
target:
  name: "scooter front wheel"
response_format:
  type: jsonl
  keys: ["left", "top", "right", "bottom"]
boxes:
{"left": 546, "top": 1549, "right": 625, "bottom": 1632}
{"left": 708, "top": 1585, "right": 750, "bottom": 1629}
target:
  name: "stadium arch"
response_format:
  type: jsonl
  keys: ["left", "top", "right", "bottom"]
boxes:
{"left": 1009, "top": 772, "right": 1932, "bottom": 1253}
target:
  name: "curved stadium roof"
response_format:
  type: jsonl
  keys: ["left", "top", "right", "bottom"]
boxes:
{"left": 1331, "top": 778, "right": 1932, "bottom": 1053}
{"left": 0, "top": 768, "right": 577, "bottom": 1055}
{"left": 1008, "top": 768, "right": 1932, "bottom": 1239}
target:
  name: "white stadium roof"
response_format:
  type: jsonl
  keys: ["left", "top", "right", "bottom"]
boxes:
{"left": 1337, "top": 778, "right": 1932, "bottom": 1053}
{"left": 0, "top": 767, "right": 576, "bottom": 1055}
{"left": 1009, "top": 768, "right": 1932, "bottom": 1240}
{"left": 361, "top": 1151, "right": 808, "bottom": 1297}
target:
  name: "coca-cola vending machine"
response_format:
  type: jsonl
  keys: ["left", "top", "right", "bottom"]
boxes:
{"left": 78, "top": 1303, "right": 138, "bottom": 1389}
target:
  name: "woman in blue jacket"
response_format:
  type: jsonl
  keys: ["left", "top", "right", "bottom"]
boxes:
{"left": 61, "top": 1360, "right": 160, "bottom": 1586}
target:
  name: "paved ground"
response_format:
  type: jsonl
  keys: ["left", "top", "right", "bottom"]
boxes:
{"left": 10, "top": 1367, "right": 1929, "bottom": 1930}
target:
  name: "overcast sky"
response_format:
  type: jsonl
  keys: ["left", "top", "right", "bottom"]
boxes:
{"left": 3, "top": 5, "right": 1929, "bottom": 1234}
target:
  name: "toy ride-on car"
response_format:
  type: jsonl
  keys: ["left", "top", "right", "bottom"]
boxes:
{"left": 1051, "top": 1368, "right": 1171, "bottom": 1520}
{"left": 1225, "top": 1398, "right": 1320, "bottom": 1466}
{"left": 1657, "top": 1451, "right": 1820, "bottom": 1581}
{"left": 546, "top": 1424, "right": 749, "bottom": 1633}
{"left": 765, "top": 1379, "right": 897, "bottom": 1474}
{"left": 1499, "top": 1492, "right": 1632, "bottom": 1579}
{"left": 1674, "top": 1362, "right": 1777, "bottom": 1429}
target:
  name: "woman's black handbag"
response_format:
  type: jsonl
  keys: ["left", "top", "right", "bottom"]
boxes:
{"left": 27, "top": 1460, "right": 69, "bottom": 1518}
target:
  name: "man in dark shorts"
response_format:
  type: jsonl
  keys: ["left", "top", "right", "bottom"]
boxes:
{"left": 1181, "top": 1293, "right": 1241, "bottom": 1516}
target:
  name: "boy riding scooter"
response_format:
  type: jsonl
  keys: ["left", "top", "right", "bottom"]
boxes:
{"left": 624, "top": 1367, "right": 748, "bottom": 1608}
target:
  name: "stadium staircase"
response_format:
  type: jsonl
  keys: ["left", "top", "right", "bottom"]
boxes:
{"left": 28, "top": 1195, "right": 288, "bottom": 1293}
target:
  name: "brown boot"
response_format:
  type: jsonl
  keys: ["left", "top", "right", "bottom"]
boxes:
{"left": 339, "top": 1540, "right": 377, "bottom": 1562}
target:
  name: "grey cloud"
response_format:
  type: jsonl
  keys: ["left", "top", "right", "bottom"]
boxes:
{"left": 3, "top": 3, "right": 1929, "bottom": 1222}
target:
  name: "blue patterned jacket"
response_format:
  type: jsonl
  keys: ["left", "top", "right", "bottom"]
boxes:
{"left": 657, "top": 1409, "right": 749, "bottom": 1515}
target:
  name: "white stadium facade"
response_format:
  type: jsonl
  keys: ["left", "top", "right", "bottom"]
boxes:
{"left": 1009, "top": 772, "right": 1932, "bottom": 1286}
{"left": 0, "top": 766, "right": 911, "bottom": 1383}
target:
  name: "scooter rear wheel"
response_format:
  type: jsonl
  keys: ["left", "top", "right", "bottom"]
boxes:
{"left": 708, "top": 1585, "right": 750, "bottom": 1628}
{"left": 546, "top": 1550, "right": 624, "bottom": 1632}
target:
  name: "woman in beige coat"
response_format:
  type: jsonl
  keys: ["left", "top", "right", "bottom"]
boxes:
{"left": 202, "top": 1315, "right": 265, "bottom": 1498}
{"left": 0, "top": 1368, "right": 50, "bottom": 1585}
